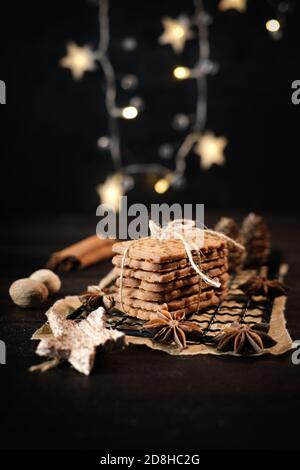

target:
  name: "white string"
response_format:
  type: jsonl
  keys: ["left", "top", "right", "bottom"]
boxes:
{"left": 97, "top": 0, "right": 121, "bottom": 171}
{"left": 174, "top": 0, "right": 210, "bottom": 177}
{"left": 119, "top": 245, "right": 130, "bottom": 312}
{"left": 148, "top": 219, "right": 244, "bottom": 288}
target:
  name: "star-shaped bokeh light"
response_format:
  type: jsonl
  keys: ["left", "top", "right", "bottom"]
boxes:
{"left": 195, "top": 132, "right": 228, "bottom": 170}
{"left": 97, "top": 174, "right": 124, "bottom": 212}
{"left": 60, "top": 42, "right": 97, "bottom": 80}
{"left": 219, "top": 0, "right": 247, "bottom": 12}
{"left": 158, "top": 16, "right": 194, "bottom": 54}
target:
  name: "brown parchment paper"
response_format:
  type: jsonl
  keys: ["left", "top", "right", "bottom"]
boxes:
{"left": 32, "top": 267, "right": 293, "bottom": 357}
{"left": 125, "top": 295, "right": 292, "bottom": 356}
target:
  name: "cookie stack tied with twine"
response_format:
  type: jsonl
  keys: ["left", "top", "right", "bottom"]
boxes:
{"left": 110, "top": 220, "right": 245, "bottom": 320}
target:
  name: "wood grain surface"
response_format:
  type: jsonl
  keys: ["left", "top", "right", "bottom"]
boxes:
{"left": 0, "top": 213, "right": 299, "bottom": 450}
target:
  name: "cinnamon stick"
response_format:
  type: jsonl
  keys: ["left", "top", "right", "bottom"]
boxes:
{"left": 46, "top": 235, "right": 116, "bottom": 271}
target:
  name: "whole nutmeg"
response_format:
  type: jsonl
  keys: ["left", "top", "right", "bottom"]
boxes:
{"left": 9, "top": 278, "right": 49, "bottom": 308}
{"left": 30, "top": 269, "right": 61, "bottom": 295}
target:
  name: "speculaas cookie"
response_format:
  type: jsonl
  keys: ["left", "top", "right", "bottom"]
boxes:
{"left": 115, "top": 273, "right": 229, "bottom": 301}
{"left": 114, "top": 293, "right": 225, "bottom": 320}
{"left": 112, "top": 287, "right": 228, "bottom": 312}
{"left": 113, "top": 263, "right": 228, "bottom": 284}
{"left": 115, "top": 282, "right": 227, "bottom": 303}
{"left": 115, "top": 273, "right": 200, "bottom": 292}
{"left": 112, "top": 248, "right": 228, "bottom": 273}
{"left": 112, "top": 233, "right": 227, "bottom": 264}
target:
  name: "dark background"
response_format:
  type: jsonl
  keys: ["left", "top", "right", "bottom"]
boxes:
{"left": 1, "top": 2, "right": 300, "bottom": 451}
{"left": 1, "top": 0, "right": 300, "bottom": 214}
{"left": 1, "top": 212, "right": 300, "bottom": 451}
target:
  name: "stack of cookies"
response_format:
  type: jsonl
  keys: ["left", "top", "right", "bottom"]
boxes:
{"left": 110, "top": 234, "right": 229, "bottom": 320}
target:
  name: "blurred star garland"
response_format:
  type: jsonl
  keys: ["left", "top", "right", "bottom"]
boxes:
{"left": 170, "top": 0, "right": 227, "bottom": 183}
{"left": 158, "top": 15, "right": 194, "bottom": 53}
{"left": 60, "top": 0, "right": 292, "bottom": 207}
{"left": 195, "top": 132, "right": 227, "bottom": 170}
{"left": 60, "top": 42, "right": 97, "bottom": 80}
{"left": 218, "top": 0, "right": 247, "bottom": 12}
{"left": 265, "top": 1, "right": 292, "bottom": 40}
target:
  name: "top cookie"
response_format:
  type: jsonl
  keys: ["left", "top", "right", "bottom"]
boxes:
{"left": 112, "top": 233, "right": 226, "bottom": 264}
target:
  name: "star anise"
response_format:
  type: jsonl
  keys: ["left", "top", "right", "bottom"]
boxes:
{"left": 240, "top": 275, "right": 288, "bottom": 300}
{"left": 143, "top": 305, "right": 203, "bottom": 350}
{"left": 79, "top": 291, "right": 106, "bottom": 310}
{"left": 67, "top": 291, "right": 115, "bottom": 321}
{"left": 215, "top": 322, "right": 277, "bottom": 355}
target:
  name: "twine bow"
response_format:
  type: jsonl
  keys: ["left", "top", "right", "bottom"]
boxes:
{"left": 119, "top": 219, "right": 245, "bottom": 313}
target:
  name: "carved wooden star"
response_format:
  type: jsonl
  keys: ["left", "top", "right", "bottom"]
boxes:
{"left": 195, "top": 132, "right": 227, "bottom": 170}
{"left": 158, "top": 16, "right": 194, "bottom": 54}
{"left": 219, "top": 0, "right": 247, "bottom": 12}
{"left": 60, "top": 42, "right": 97, "bottom": 80}
{"left": 35, "top": 307, "right": 125, "bottom": 375}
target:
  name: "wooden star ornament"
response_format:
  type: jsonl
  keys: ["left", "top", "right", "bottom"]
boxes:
{"left": 158, "top": 16, "right": 194, "bottom": 54}
{"left": 60, "top": 42, "right": 97, "bottom": 80}
{"left": 33, "top": 307, "right": 125, "bottom": 375}
{"left": 219, "top": 0, "right": 247, "bottom": 12}
{"left": 195, "top": 132, "right": 228, "bottom": 170}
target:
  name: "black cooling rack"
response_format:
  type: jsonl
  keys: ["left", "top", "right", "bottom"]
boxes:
{"left": 106, "top": 251, "right": 282, "bottom": 345}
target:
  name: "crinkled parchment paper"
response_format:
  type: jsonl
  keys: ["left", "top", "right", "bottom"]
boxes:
{"left": 32, "top": 267, "right": 292, "bottom": 358}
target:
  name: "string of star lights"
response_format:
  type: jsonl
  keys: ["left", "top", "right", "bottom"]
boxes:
{"left": 59, "top": 0, "right": 292, "bottom": 207}
{"left": 161, "top": 0, "right": 227, "bottom": 189}
{"left": 60, "top": 0, "right": 173, "bottom": 208}
{"left": 218, "top": 0, "right": 247, "bottom": 12}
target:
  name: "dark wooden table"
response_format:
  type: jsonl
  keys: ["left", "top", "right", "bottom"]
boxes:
{"left": 1, "top": 213, "right": 300, "bottom": 450}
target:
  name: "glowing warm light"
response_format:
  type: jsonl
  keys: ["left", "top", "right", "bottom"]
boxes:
{"left": 97, "top": 136, "right": 110, "bottom": 149}
{"left": 60, "top": 42, "right": 96, "bottom": 80}
{"left": 218, "top": 0, "right": 247, "bottom": 12}
{"left": 173, "top": 66, "right": 190, "bottom": 80}
{"left": 97, "top": 174, "right": 123, "bottom": 212}
{"left": 121, "top": 36, "right": 138, "bottom": 52}
{"left": 266, "top": 19, "right": 280, "bottom": 33}
{"left": 195, "top": 132, "right": 228, "bottom": 170}
{"left": 154, "top": 178, "right": 170, "bottom": 194}
{"left": 158, "top": 16, "right": 194, "bottom": 54}
{"left": 121, "top": 106, "right": 138, "bottom": 119}
{"left": 173, "top": 25, "right": 185, "bottom": 38}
